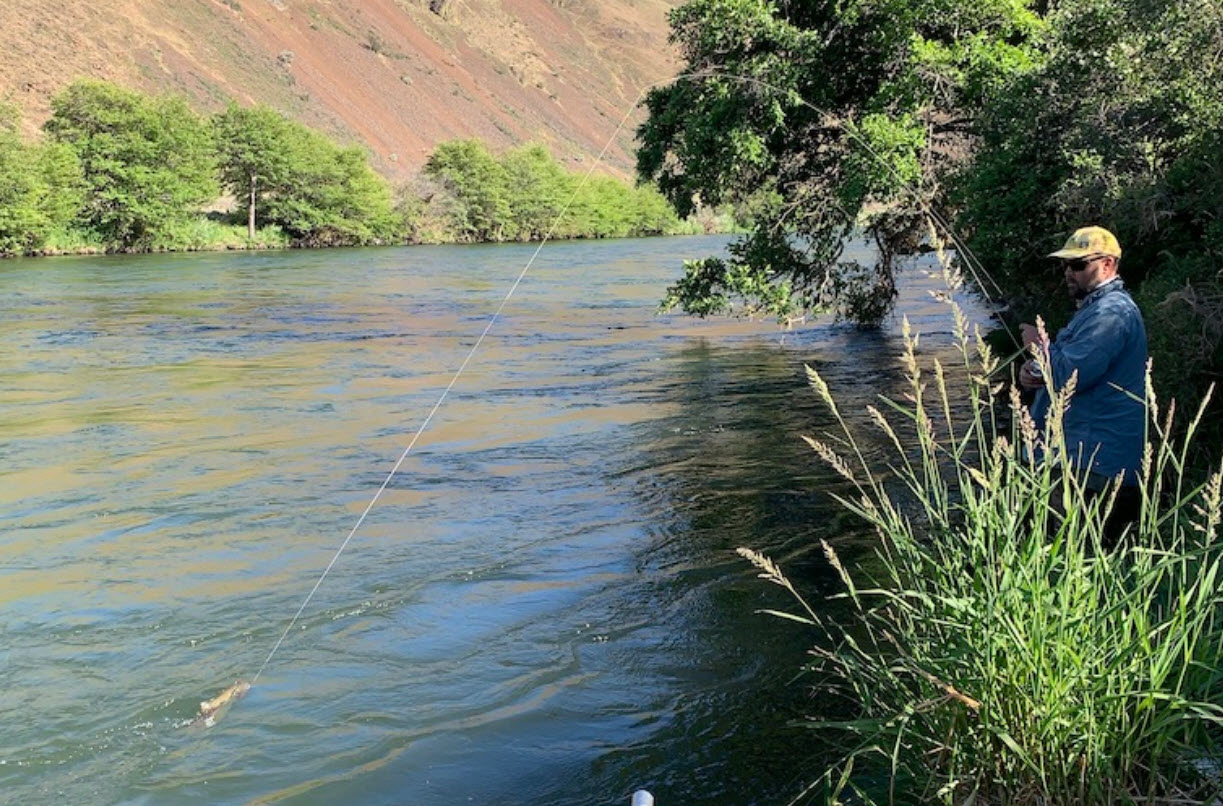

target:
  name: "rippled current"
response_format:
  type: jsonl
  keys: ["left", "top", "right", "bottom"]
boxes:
{"left": 0, "top": 236, "right": 990, "bottom": 805}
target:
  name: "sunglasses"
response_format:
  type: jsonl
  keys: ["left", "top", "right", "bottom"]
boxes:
{"left": 1064, "top": 255, "right": 1106, "bottom": 272}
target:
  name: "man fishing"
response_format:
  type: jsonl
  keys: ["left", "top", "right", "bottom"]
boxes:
{"left": 1017, "top": 225, "right": 1148, "bottom": 545}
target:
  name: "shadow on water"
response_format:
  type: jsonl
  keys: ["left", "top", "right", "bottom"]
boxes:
{"left": 513, "top": 328, "right": 915, "bottom": 806}
{"left": 0, "top": 240, "right": 988, "bottom": 806}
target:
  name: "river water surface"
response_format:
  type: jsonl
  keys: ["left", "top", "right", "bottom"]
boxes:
{"left": 1, "top": 236, "right": 990, "bottom": 805}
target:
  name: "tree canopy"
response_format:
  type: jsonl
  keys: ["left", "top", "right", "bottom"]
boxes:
{"left": 417, "top": 138, "right": 681, "bottom": 243}
{"left": 1, "top": 81, "right": 690, "bottom": 255}
{"left": 640, "top": 0, "right": 1223, "bottom": 419}
{"left": 637, "top": 0, "right": 1045, "bottom": 323}
{"left": 45, "top": 79, "right": 218, "bottom": 249}
{"left": 213, "top": 103, "right": 399, "bottom": 246}
{"left": 422, "top": 138, "right": 514, "bottom": 242}
{"left": 213, "top": 104, "right": 299, "bottom": 239}
{"left": 0, "top": 120, "right": 81, "bottom": 256}
{"left": 955, "top": 0, "right": 1223, "bottom": 406}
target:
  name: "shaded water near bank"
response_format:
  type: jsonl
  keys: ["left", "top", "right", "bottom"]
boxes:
{"left": 0, "top": 236, "right": 990, "bottom": 805}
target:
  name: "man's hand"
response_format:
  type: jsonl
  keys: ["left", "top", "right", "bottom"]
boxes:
{"left": 1019, "top": 323, "right": 1048, "bottom": 390}
{"left": 1020, "top": 323, "right": 1043, "bottom": 349}
{"left": 1018, "top": 361, "right": 1043, "bottom": 390}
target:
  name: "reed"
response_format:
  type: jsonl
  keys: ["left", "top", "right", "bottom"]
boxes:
{"left": 743, "top": 261, "right": 1223, "bottom": 804}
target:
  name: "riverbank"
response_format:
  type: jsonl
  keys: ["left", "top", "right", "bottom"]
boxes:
{"left": 19, "top": 223, "right": 289, "bottom": 257}
{"left": 10, "top": 214, "right": 726, "bottom": 259}
{"left": 3, "top": 83, "right": 724, "bottom": 260}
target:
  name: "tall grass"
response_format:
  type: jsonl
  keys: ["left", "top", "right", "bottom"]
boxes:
{"left": 150, "top": 218, "right": 289, "bottom": 251}
{"left": 742, "top": 245, "right": 1223, "bottom": 804}
{"left": 34, "top": 218, "right": 290, "bottom": 254}
{"left": 39, "top": 226, "right": 105, "bottom": 255}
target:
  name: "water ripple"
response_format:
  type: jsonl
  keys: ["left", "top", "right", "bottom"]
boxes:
{"left": 0, "top": 238, "right": 992, "bottom": 806}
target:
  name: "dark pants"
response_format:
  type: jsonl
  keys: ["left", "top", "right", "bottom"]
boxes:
{"left": 1081, "top": 478, "right": 1142, "bottom": 551}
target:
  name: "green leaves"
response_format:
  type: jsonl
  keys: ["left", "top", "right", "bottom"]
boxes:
{"left": 423, "top": 139, "right": 513, "bottom": 242}
{"left": 955, "top": 0, "right": 1223, "bottom": 431}
{"left": 418, "top": 138, "right": 681, "bottom": 243}
{"left": 45, "top": 80, "right": 218, "bottom": 250}
{"left": 213, "top": 103, "right": 398, "bottom": 246}
{"left": 643, "top": 0, "right": 1223, "bottom": 439}
{"left": 747, "top": 279, "right": 1223, "bottom": 802}
{"left": 0, "top": 112, "right": 83, "bottom": 256}
{"left": 29, "top": 83, "right": 400, "bottom": 251}
{"left": 638, "top": 0, "right": 1045, "bottom": 324}
{"left": 0, "top": 131, "right": 51, "bottom": 256}
{"left": 7, "top": 80, "right": 680, "bottom": 254}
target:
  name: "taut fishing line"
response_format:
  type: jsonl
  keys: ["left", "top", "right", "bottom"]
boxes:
{"left": 234, "top": 66, "right": 1020, "bottom": 708}
{"left": 246, "top": 78, "right": 656, "bottom": 691}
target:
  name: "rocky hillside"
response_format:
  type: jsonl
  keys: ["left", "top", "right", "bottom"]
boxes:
{"left": 0, "top": 0, "right": 682, "bottom": 179}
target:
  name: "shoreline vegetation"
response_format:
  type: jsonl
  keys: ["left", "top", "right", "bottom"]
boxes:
{"left": 742, "top": 246, "right": 1223, "bottom": 805}
{"left": 0, "top": 79, "right": 733, "bottom": 261}
{"left": 10, "top": 212, "right": 719, "bottom": 260}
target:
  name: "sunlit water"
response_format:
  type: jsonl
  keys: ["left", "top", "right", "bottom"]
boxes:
{"left": 0, "top": 236, "right": 991, "bottom": 806}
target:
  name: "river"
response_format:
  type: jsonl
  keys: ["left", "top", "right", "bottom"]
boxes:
{"left": 0, "top": 235, "right": 990, "bottom": 806}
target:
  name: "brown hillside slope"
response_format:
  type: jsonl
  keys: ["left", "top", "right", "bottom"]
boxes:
{"left": 0, "top": 0, "right": 682, "bottom": 178}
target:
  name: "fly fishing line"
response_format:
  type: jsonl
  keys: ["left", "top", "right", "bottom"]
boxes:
{"left": 246, "top": 82, "right": 658, "bottom": 691}
{"left": 232, "top": 66, "right": 1020, "bottom": 709}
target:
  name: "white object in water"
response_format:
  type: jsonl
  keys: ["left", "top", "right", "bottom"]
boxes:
{"left": 631, "top": 791, "right": 655, "bottom": 806}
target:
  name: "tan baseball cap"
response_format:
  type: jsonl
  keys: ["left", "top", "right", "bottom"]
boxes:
{"left": 1048, "top": 226, "right": 1122, "bottom": 259}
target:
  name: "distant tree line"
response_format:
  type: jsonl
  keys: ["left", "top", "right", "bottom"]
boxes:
{"left": 408, "top": 139, "right": 682, "bottom": 243}
{"left": 0, "top": 79, "right": 690, "bottom": 257}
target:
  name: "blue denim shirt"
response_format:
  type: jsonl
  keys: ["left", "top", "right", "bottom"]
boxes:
{"left": 1029, "top": 278, "right": 1148, "bottom": 485}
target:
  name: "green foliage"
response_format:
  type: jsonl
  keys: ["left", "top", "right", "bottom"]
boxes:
{"left": 0, "top": 111, "right": 84, "bottom": 256}
{"left": 213, "top": 103, "right": 399, "bottom": 246}
{"left": 260, "top": 135, "right": 398, "bottom": 247}
{"left": 416, "top": 139, "right": 683, "bottom": 243}
{"left": 563, "top": 175, "right": 645, "bottom": 239}
{"left": 44, "top": 79, "right": 218, "bottom": 250}
{"left": 2, "top": 81, "right": 684, "bottom": 256}
{"left": 149, "top": 216, "right": 289, "bottom": 251}
{"left": 40, "top": 226, "right": 105, "bottom": 255}
{"left": 501, "top": 143, "right": 571, "bottom": 241}
{"left": 0, "top": 99, "right": 20, "bottom": 133}
{"left": 645, "top": 0, "right": 1223, "bottom": 447}
{"left": 422, "top": 139, "right": 513, "bottom": 241}
{"left": 213, "top": 104, "right": 298, "bottom": 236}
{"left": 35, "top": 141, "right": 86, "bottom": 230}
{"left": 638, "top": 0, "right": 1045, "bottom": 323}
{"left": 0, "top": 129, "right": 49, "bottom": 256}
{"left": 742, "top": 278, "right": 1223, "bottom": 804}
{"left": 955, "top": 0, "right": 1223, "bottom": 442}
{"left": 661, "top": 225, "right": 802, "bottom": 318}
